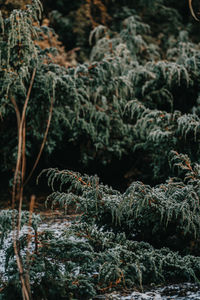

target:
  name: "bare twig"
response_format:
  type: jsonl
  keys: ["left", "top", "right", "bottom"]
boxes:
{"left": 17, "top": 67, "right": 36, "bottom": 236}
{"left": 12, "top": 238, "right": 32, "bottom": 300}
{"left": 24, "top": 95, "right": 54, "bottom": 186}
{"left": 25, "top": 195, "right": 36, "bottom": 298}
{"left": 11, "top": 68, "right": 36, "bottom": 210}
{"left": 11, "top": 68, "right": 36, "bottom": 300}
{"left": 10, "top": 96, "right": 21, "bottom": 210}
{"left": 189, "top": 0, "right": 199, "bottom": 21}
{"left": 10, "top": 96, "right": 21, "bottom": 130}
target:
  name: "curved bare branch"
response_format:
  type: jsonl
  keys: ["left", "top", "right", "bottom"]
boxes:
{"left": 189, "top": 0, "right": 199, "bottom": 21}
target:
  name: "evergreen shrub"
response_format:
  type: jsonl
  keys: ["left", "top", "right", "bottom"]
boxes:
{"left": 1, "top": 0, "right": 200, "bottom": 299}
{"left": 2, "top": 0, "right": 200, "bottom": 187}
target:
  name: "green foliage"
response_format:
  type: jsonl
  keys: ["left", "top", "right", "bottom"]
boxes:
{"left": 2, "top": 0, "right": 200, "bottom": 298}
{"left": 2, "top": 0, "right": 200, "bottom": 186}
{"left": 0, "top": 0, "right": 55, "bottom": 174}
{"left": 2, "top": 152, "right": 200, "bottom": 299}
{"left": 40, "top": 151, "right": 200, "bottom": 255}
{"left": 0, "top": 209, "right": 40, "bottom": 246}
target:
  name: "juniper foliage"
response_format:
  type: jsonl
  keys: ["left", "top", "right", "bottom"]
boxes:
{"left": 1, "top": 0, "right": 200, "bottom": 299}
{"left": 2, "top": 0, "right": 200, "bottom": 185}
{"left": 2, "top": 152, "right": 200, "bottom": 299}
{"left": 41, "top": 150, "right": 200, "bottom": 255}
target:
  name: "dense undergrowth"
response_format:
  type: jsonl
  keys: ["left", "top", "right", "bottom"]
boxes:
{"left": 1, "top": 151, "right": 200, "bottom": 299}
{"left": 1, "top": 0, "right": 200, "bottom": 299}
{"left": 1, "top": 0, "right": 200, "bottom": 187}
